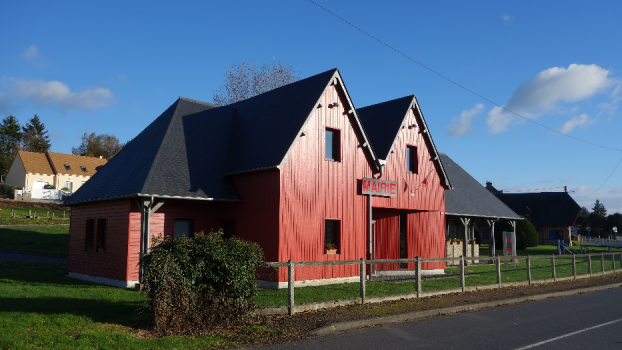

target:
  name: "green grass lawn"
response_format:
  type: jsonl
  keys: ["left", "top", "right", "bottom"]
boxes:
{"left": 0, "top": 261, "right": 235, "bottom": 349}
{"left": 0, "top": 205, "right": 70, "bottom": 226}
{"left": 0, "top": 226, "right": 70, "bottom": 256}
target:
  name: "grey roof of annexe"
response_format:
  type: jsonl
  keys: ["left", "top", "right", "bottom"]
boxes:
{"left": 494, "top": 192, "right": 581, "bottom": 227}
{"left": 64, "top": 68, "right": 378, "bottom": 206}
{"left": 358, "top": 95, "right": 452, "bottom": 190}
{"left": 440, "top": 153, "right": 520, "bottom": 220}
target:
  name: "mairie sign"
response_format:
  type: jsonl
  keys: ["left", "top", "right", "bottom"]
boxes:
{"left": 361, "top": 177, "right": 397, "bottom": 197}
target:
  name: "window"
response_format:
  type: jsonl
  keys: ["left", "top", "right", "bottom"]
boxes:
{"left": 325, "top": 128, "right": 340, "bottom": 161}
{"left": 406, "top": 146, "right": 418, "bottom": 174}
{"left": 64, "top": 164, "right": 71, "bottom": 171}
{"left": 324, "top": 220, "right": 340, "bottom": 254}
{"left": 96, "top": 219, "right": 106, "bottom": 252}
{"left": 400, "top": 212, "right": 407, "bottom": 268}
{"left": 174, "top": 219, "right": 194, "bottom": 239}
{"left": 80, "top": 166, "right": 87, "bottom": 172}
{"left": 223, "top": 220, "right": 237, "bottom": 239}
{"left": 85, "top": 219, "right": 95, "bottom": 251}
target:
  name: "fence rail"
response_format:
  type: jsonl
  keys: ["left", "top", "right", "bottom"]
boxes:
{"left": 265, "top": 252, "right": 622, "bottom": 315}
{"left": 580, "top": 236, "right": 622, "bottom": 247}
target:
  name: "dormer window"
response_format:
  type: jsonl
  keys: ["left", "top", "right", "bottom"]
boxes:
{"left": 81, "top": 166, "right": 87, "bottom": 172}
{"left": 64, "top": 164, "right": 71, "bottom": 171}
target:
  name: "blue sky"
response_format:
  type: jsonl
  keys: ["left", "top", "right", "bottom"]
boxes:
{"left": 1, "top": 0, "right": 621, "bottom": 214}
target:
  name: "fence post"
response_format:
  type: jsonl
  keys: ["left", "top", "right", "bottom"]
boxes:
{"left": 572, "top": 254, "right": 576, "bottom": 279}
{"left": 416, "top": 256, "right": 421, "bottom": 298}
{"left": 360, "top": 258, "right": 365, "bottom": 302}
{"left": 460, "top": 256, "right": 465, "bottom": 292}
{"left": 601, "top": 253, "right": 605, "bottom": 274}
{"left": 47, "top": 210, "right": 49, "bottom": 218}
{"left": 551, "top": 255, "right": 556, "bottom": 281}
{"left": 588, "top": 254, "right": 592, "bottom": 277}
{"left": 288, "top": 260, "right": 295, "bottom": 316}
{"left": 527, "top": 256, "right": 532, "bottom": 285}
{"left": 496, "top": 256, "right": 501, "bottom": 288}
{"left": 29, "top": 209, "right": 31, "bottom": 217}
{"left": 52, "top": 212, "right": 54, "bottom": 219}
{"left": 612, "top": 253, "right": 616, "bottom": 272}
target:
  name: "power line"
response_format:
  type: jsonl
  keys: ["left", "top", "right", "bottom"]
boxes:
{"left": 308, "top": 0, "right": 622, "bottom": 153}
{"left": 578, "top": 156, "right": 622, "bottom": 197}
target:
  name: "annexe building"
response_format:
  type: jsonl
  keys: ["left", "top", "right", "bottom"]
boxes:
{"left": 64, "top": 69, "right": 451, "bottom": 288}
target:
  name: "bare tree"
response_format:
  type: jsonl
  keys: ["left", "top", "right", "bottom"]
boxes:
{"left": 72, "top": 132, "right": 124, "bottom": 160}
{"left": 212, "top": 60, "right": 300, "bottom": 106}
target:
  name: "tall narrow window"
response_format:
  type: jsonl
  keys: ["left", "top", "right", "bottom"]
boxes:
{"left": 400, "top": 212, "right": 407, "bottom": 268}
{"left": 325, "top": 128, "right": 340, "bottom": 161}
{"left": 324, "top": 219, "right": 340, "bottom": 254}
{"left": 406, "top": 146, "right": 418, "bottom": 174}
{"left": 96, "top": 219, "right": 106, "bottom": 252}
{"left": 174, "top": 219, "right": 194, "bottom": 239}
{"left": 223, "top": 220, "right": 237, "bottom": 239}
{"left": 85, "top": 219, "right": 95, "bottom": 251}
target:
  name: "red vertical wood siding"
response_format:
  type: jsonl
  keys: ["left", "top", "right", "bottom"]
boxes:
{"left": 372, "top": 106, "right": 446, "bottom": 271}
{"left": 279, "top": 84, "right": 374, "bottom": 281}
{"left": 67, "top": 200, "right": 131, "bottom": 281}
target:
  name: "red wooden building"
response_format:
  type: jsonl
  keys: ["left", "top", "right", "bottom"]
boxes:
{"left": 64, "top": 69, "right": 451, "bottom": 288}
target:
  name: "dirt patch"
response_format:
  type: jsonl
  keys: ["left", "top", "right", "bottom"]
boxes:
{"left": 184, "top": 273, "right": 622, "bottom": 348}
{"left": 0, "top": 198, "right": 66, "bottom": 211}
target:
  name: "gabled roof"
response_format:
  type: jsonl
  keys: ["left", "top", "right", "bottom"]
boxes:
{"left": 494, "top": 192, "right": 581, "bottom": 227}
{"left": 224, "top": 68, "right": 376, "bottom": 174}
{"left": 358, "top": 95, "right": 451, "bottom": 189}
{"left": 17, "top": 151, "right": 54, "bottom": 175}
{"left": 64, "top": 98, "right": 241, "bottom": 205}
{"left": 440, "top": 153, "right": 520, "bottom": 220}
{"left": 46, "top": 152, "right": 107, "bottom": 176}
{"left": 65, "top": 68, "right": 378, "bottom": 206}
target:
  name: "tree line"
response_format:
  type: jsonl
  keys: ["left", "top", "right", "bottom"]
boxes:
{"left": 577, "top": 199, "right": 622, "bottom": 238}
{"left": 0, "top": 114, "right": 125, "bottom": 179}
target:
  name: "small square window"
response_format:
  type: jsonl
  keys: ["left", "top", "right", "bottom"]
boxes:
{"left": 96, "top": 219, "right": 106, "bottom": 252}
{"left": 324, "top": 220, "right": 340, "bottom": 254}
{"left": 174, "top": 219, "right": 194, "bottom": 239}
{"left": 81, "top": 166, "right": 87, "bottom": 172}
{"left": 64, "top": 164, "right": 72, "bottom": 171}
{"left": 325, "top": 128, "right": 341, "bottom": 161}
{"left": 406, "top": 146, "right": 418, "bottom": 174}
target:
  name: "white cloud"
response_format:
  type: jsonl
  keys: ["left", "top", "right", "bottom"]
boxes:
{"left": 562, "top": 177, "right": 572, "bottom": 182}
{"left": 447, "top": 103, "right": 484, "bottom": 137}
{"left": 598, "top": 84, "right": 622, "bottom": 115}
{"left": 486, "top": 64, "right": 613, "bottom": 133}
{"left": 0, "top": 77, "right": 116, "bottom": 111}
{"left": 49, "top": 131, "right": 62, "bottom": 139}
{"left": 559, "top": 113, "right": 596, "bottom": 133}
{"left": 502, "top": 15, "right": 513, "bottom": 22}
{"left": 20, "top": 45, "right": 39, "bottom": 60}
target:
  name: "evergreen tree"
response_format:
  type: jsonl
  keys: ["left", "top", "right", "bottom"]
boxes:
{"left": 21, "top": 115, "right": 51, "bottom": 153}
{"left": 0, "top": 116, "right": 23, "bottom": 178}
{"left": 592, "top": 199, "right": 607, "bottom": 217}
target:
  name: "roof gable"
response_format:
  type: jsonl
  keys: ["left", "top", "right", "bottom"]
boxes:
{"left": 440, "top": 153, "right": 520, "bottom": 219}
{"left": 358, "top": 95, "right": 451, "bottom": 189}
{"left": 17, "top": 151, "right": 54, "bottom": 175}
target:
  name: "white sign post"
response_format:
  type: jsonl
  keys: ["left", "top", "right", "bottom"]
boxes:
{"left": 502, "top": 231, "right": 516, "bottom": 268}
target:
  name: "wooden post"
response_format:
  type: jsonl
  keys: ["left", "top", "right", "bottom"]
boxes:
{"left": 460, "top": 255, "right": 465, "bottom": 291}
{"left": 416, "top": 256, "right": 421, "bottom": 298}
{"left": 47, "top": 210, "right": 49, "bottom": 218}
{"left": 551, "top": 256, "right": 556, "bottom": 281}
{"left": 496, "top": 256, "right": 501, "bottom": 288}
{"left": 572, "top": 254, "right": 576, "bottom": 279}
{"left": 612, "top": 253, "right": 616, "bottom": 272}
{"left": 29, "top": 209, "right": 31, "bottom": 217}
{"left": 359, "top": 258, "right": 365, "bottom": 302}
{"left": 527, "top": 256, "right": 532, "bottom": 285}
{"left": 601, "top": 253, "right": 605, "bottom": 274}
{"left": 588, "top": 254, "right": 592, "bottom": 276}
{"left": 288, "top": 260, "right": 295, "bottom": 316}
{"left": 52, "top": 212, "right": 54, "bottom": 219}
{"left": 63, "top": 211, "right": 65, "bottom": 218}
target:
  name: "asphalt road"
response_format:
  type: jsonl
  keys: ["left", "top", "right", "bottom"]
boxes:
{"left": 267, "top": 287, "right": 622, "bottom": 350}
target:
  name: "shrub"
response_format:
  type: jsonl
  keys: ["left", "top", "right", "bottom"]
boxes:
{"left": 141, "top": 230, "right": 269, "bottom": 336}
{"left": 0, "top": 183, "right": 15, "bottom": 198}
{"left": 520, "top": 216, "right": 539, "bottom": 247}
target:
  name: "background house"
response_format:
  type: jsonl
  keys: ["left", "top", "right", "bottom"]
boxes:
{"left": 486, "top": 182, "right": 581, "bottom": 245}
{"left": 6, "top": 151, "right": 107, "bottom": 192}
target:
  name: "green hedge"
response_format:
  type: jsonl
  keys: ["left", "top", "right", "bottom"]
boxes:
{"left": 141, "top": 230, "right": 269, "bottom": 336}
{"left": 0, "top": 183, "right": 15, "bottom": 198}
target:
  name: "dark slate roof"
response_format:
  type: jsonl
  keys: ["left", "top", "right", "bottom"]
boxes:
{"left": 225, "top": 68, "right": 339, "bottom": 174}
{"left": 494, "top": 192, "right": 581, "bottom": 227}
{"left": 440, "top": 153, "right": 520, "bottom": 219}
{"left": 64, "top": 97, "right": 241, "bottom": 205}
{"left": 358, "top": 95, "right": 451, "bottom": 189}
